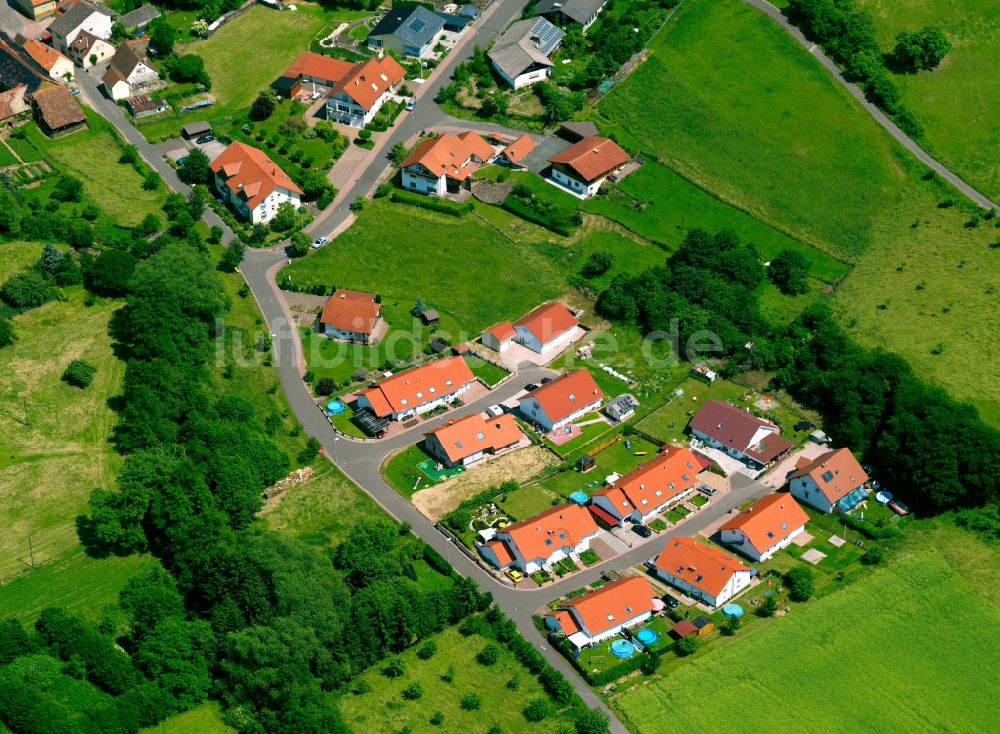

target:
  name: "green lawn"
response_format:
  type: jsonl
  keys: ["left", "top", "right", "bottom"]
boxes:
{"left": 498, "top": 483, "right": 559, "bottom": 521}
{"left": 340, "top": 627, "right": 579, "bottom": 732}
{"left": 613, "top": 551, "right": 1000, "bottom": 732}
{"left": 140, "top": 702, "right": 234, "bottom": 734}
{"left": 585, "top": 162, "right": 851, "bottom": 284}
{"left": 259, "top": 462, "right": 386, "bottom": 549}
{"left": 383, "top": 442, "right": 440, "bottom": 498}
{"left": 463, "top": 354, "right": 509, "bottom": 386}
{"left": 281, "top": 199, "right": 567, "bottom": 335}
{"left": 636, "top": 377, "right": 744, "bottom": 443}
{"left": 858, "top": 0, "right": 1000, "bottom": 201}
{"left": 596, "top": 0, "right": 909, "bottom": 260}
{"left": 0, "top": 141, "right": 17, "bottom": 167}
{"left": 5, "top": 134, "right": 44, "bottom": 163}
{"left": 24, "top": 112, "right": 167, "bottom": 226}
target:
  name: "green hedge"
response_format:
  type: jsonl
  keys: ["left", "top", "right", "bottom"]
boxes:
{"left": 501, "top": 197, "right": 574, "bottom": 236}
{"left": 390, "top": 189, "right": 473, "bottom": 217}
{"left": 550, "top": 633, "right": 647, "bottom": 685}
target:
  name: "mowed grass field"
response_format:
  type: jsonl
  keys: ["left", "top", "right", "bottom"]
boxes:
{"left": 614, "top": 551, "right": 1000, "bottom": 733}
{"left": 24, "top": 112, "right": 166, "bottom": 226}
{"left": 858, "top": 0, "right": 1000, "bottom": 200}
{"left": 596, "top": 0, "right": 909, "bottom": 259}
{"left": 140, "top": 702, "right": 234, "bottom": 734}
{"left": 340, "top": 627, "right": 580, "bottom": 732}
{"left": 0, "top": 244, "right": 123, "bottom": 583}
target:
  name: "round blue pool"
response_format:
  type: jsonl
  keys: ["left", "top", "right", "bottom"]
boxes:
{"left": 610, "top": 639, "right": 636, "bottom": 658}
{"left": 326, "top": 400, "right": 346, "bottom": 415}
{"left": 568, "top": 490, "right": 588, "bottom": 505}
{"left": 635, "top": 628, "right": 658, "bottom": 645}
{"left": 723, "top": 603, "right": 744, "bottom": 618}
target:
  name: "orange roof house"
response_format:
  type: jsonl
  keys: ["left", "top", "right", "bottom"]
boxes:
{"left": 481, "top": 503, "right": 598, "bottom": 573}
{"left": 319, "top": 289, "right": 382, "bottom": 343}
{"left": 424, "top": 412, "right": 525, "bottom": 467}
{"left": 272, "top": 51, "right": 356, "bottom": 96}
{"left": 325, "top": 55, "right": 405, "bottom": 126}
{"left": 651, "top": 537, "right": 753, "bottom": 608}
{"left": 496, "top": 133, "right": 537, "bottom": 167}
{"left": 513, "top": 301, "right": 578, "bottom": 352}
{"left": 357, "top": 355, "right": 475, "bottom": 420}
{"left": 720, "top": 493, "right": 809, "bottom": 561}
{"left": 519, "top": 369, "right": 603, "bottom": 431}
{"left": 688, "top": 399, "right": 793, "bottom": 469}
{"left": 548, "top": 135, "right": 629, "bottom": 197}
{"left": 544, "top": 576, "right": 658, "bottom": 648}
{"left": 789, "top": 447, "right": 870, "bottom": 513}
{"left": 481, "top": 321, "right": 516, "bottom": 352}
{"left": 590, "top": 446, "right": 703, "bottom": 524}
{"left": 20, "top": 39, "right": 73, "bottom": 80}
{"left": 210, "top": 142, "right": 302, "bottom": 224}
{"left": 401, "top": 131, "right": 494, "bottom": 195}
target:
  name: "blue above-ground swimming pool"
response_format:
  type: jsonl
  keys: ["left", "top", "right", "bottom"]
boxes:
{"left": 326, "top": 400, "right": 346, "bottom": 415}
{"left": 569, "top": 490, "right": 588, "bottom": 505}
{"left": 635, "top": 628, "right": 659, "bottom": 645}
{"left": 610, "top": 639, "right": 636, "bottom": 658}
{"left": 723, "top": 603, "right": 744, "bottom": 617}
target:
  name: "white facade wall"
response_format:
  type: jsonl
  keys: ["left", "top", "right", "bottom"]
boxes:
{"left": 720, "top": 523, "right": 805, "bottom": 563}
{"left": 518, "top": 396, "right": 601, "bottom": 431}
{"left": 401, "top": 167, "right": 446, "bottom": 196}
{"left": 568, "top": 610, "right": 652, "bottom": 648}
{"left": 790, "top": 476, "right": 836, "bottom": 513}
{"left": 492, "top": 60, "right": 550, "bottom": 90}
{"left": 651, "top": 567, "right": 752, "bottom": 608}
{"left": 550, "top": 167, "right": 605, "bottom": 198}
{"left": 514, "top": 324, "right": 575, "bottom": 354}
{"left": 321, "top": 324, "right": 371, "bottom": 343}
{"left": 357, "top": 383, "right": 470, "bottom": 422}
{"left": 325, "top": 90, "right": 389, "bottom": 128}
{"left": 590, "top": 494, "right": 627, "bottom": 525}
{"left": 55, "top": 12, "right": 113, "bottom": 52}
{"left": 505, "top": 531, "right": 597, "bottom": 573}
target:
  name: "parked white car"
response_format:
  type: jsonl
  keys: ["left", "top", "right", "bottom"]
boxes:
{"left": 485, "top": 405, "right": 504, "bottom": 418}
{"left": 311, "top": 236, "right": 329, "bottom": 249}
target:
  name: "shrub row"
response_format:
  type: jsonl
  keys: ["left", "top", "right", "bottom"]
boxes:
{"left": 390, "top": 189, "right": 473, "bottom": 217}
{"left": 501, "top": 197, "right": 574, "bottom": 236}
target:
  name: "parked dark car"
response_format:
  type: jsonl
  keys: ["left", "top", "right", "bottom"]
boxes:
{"left": 195, "top": 134, "right": 215, "bottom": 144}
{"left": 524, "top": 383, "right": 540, "bottom": 392}
{"left": 661, "top": 594, "right": 680, "bottom": 609}
{"left": 794, "top": 420, "right": 815, "bottom": 432}
{"left": 540, "top": 377, "right": 553, "bottom": 384}
{"left": 632, "top": 524, "right": 652, "bottom": 538}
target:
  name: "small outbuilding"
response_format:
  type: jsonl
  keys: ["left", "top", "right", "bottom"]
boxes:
{"left": 669, "top": 620, "right": 698, "bottom": 639}
{"left": 181, "top": 121, "right": 212, "bottom": 139}
{"left": 692, "top": 615, "right": 714, "bottom": 636}
{"left": 420, "top": 309, "right": 440, "bottom": 326}
{"left": 576, "top": 453, "right": 596, "bottom": 473}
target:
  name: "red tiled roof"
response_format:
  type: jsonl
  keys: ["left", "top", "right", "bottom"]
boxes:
{"left": 561, "top": 577, "right": 656, "bottom": 637}
{"left": 789, "top": 448, "right": 869, "bottom": 504}
{"left": 601, "top": 446, "right": 701, "bottom": 513}
{"left": 548, "top": 609, "right": 581, "bottom": 636}
{"left": 503, "top": 503, "right": 598, "bottom": 563}
{"left": 283, "top": 51, "right": 355, "bottom": 83}
{"left": 670, "top": 620, "right": 698, "bottom": 638}
{"left": 359, "top": 356, "right": 475, "bottom": 416}
{"left": 483, "top": 320, "right": 516, "bottom": 342}
{"left": 653, "top": 537, "right": 751, "bottom": 598}
{"left": 319, "top": 289, "right": 381, "bottom": 335}
{"left": 485, "top": 538, "right": 515, "bottom": 566}
{"left": 522, "top": 369, "right": 603, "bottom": 425}
{"left": 548, "top": 136, "right": 629, "bottom": 182}
{"left": 21, "top": 39, "right": 70, "bottom": 72}
{"left": 500, "top": 133, "right": 536, "bottom": 164}
{"left": 424, "top": 412, "right": 524, "bottom": 464}
{"left": 31, "top": 84, "right": 85, "bottom": 131}
{"left": 587, "top": 503, "right": 621, "bottom": 527}
{"left": 514, "top": 301, "right": 577, "bottom": 345}
{"left": 209, "top": 142, "right": 302, "bottom": 210}
{"left": 329, "top": 55, "right": 405, "bottom": 110}
{"left": 401, "top": 131, "right": 494, "bottom": 181}
{"left": 720, "top": 493, "right": 809, "bottom": 554}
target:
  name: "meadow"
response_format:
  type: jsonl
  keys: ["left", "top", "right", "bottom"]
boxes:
{"left": 614, "top": 550, "right": 1000, "bottom": 732}
{"left": 596, "top": 0, "right": 909, "bottom": 259}
{"left": 339, "top": 627, "right": 580, "bottom": 733}
{"left": 140, "top": 703, "right": 234, "bottom": 734}
{"left": 858, "top": 0, "right": 1000, "bottom": 201}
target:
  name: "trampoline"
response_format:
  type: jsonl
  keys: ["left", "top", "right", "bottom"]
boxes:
{"left": 610, "top": 639, "right": 636, "bottom": 658}
{"left": 569, "top": 490, "right": 588, "bottom": 505}
{"left": 722, "top": 603, "right": 744, "bottom": 618}
{"left": 325, "top": 400, "right": 346, "bottom": 415}
{"left": 635, "top": 628, "right": 658, "bottom": 645}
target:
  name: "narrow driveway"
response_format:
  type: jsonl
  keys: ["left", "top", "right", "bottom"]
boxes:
{"left": 742, "top": 0, "right": 999, "bottom": 212}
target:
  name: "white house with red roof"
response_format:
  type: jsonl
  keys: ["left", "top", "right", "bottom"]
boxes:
{"left": 548, "top": 135, "right": 629, "bottom": 198}
{"left": 319, "top": 289, "right": 382, "bottom": 344}
{"left": 495, "top": 134, "right": 537, "bottom": 168}
{"left": 788, "top": 447, "right": 870, "bottom": 514}
{"left": 590, "top": 446, "right": 703, "bottom": 526}
{"left": 518, "top": 369, "right": 603, "bottom": 431}
{"left": 400, "top": 131, "right": 495, "bottom": 196}
{"left": 513, "top": 301, "right": 578, "bottom": 354}
{"left": 324, "top": 55, "right": 405, "bottom": 127}
{"left": 544, "top": 576, "right": 658, "bottom": 649}
{"left": 651, "top": 537, "right": 753, "bottom": 608}
{"left": 479, "top": 502, "right": 598, "bottom": 573}
{"left": 719, "top": 493, "right": 809, "bottom": 561}
{"left": 356, "top": 355, "right": 475, "bottom": 422}
{"left": 209, "top": 142, "right": 303, "bottom": 224}
{"left": 481, "top": 321, "right": 516, "bottom": 352}
{"left": 424, "top": 412, "right": 525, "bottom": 468}
{"left": 688, "top": 399, "right": 793, "bottom": 471}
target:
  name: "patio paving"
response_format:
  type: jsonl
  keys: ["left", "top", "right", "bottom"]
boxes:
{"left": 828, "top": 534, "right": 846, "bottom": 547}
{"left": 791, "top": 531, "right": 813, "bottom": 547}
{"left": 801, "top": 548, "right": 827, "bottom": 564}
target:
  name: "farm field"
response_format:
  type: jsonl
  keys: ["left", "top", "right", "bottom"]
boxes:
{"left": 0, "top": 250, "right": 124, "bottom": 584}
{"left": 259, "top": 462, "right": 385, "bottom": 549}
{"left": 613, "top": 550, "right": 1000, "bottom": 733}
{"left": 23, "top": 112, "right": 166, "bottom": 226}
{"left": 858, "top": 0, "right": 1000, "bottom": 201}
{"left": 596, "top": 0, "right": 909, "bottom": 260}
{"left": 339, "top": 627, "right": 580, "bottom": 733}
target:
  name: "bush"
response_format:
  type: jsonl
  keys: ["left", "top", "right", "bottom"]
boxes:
{"left": 0, "top": 317, "right": 14, "bottom": 348}
{"left": 401, "top": 681, "right": 423, "bottom": 700}
{"left": 720, "top": 615, "right": 741, "bottom": 636}
{"left": 476, "top": 643, "right": 500, "bottom": 666}
{"left": 250, "top": 93, "right": 275, "bottom": 121}
{"left": 784, "top": 566, "right": 815, "bottom": 602}
{"left": 315, "top": 377, "right": 335, "bottom": 396}
{"left": 383, "top": 659, "right": 405, "bottom": 678}
{"left": 2, "top": 269, "right": 55, "bottom": 309}
{"left": 861, "top": 546, "right": 885, "bottom": 565}
{"left": 416, "top": 640, "right": 437, "bottom": 660}
{"left": 674, "top": 635, "right": 700, "bottom": 657}
{"left": 523, "top": 697, "right": 554, "bottom": 722}
{"left": 756, "top": 595, "right": 778, "bottom": 618}
{"left": 768, "top": 249, "right": 810, "bottom": 295}
{"left": 52, "top": 175, "right": 83, "bottom": 202}
{"left": 62, "top": 359, "right": 96, "bottom": 388}
{"left": 429, "top": 711, "right": 444, "bottom": 726}
{"left": 459, "top": 692, "right": 482, "bottom": 710}
{"left": 389, "top": 189, "right": 473, "bottom": 217}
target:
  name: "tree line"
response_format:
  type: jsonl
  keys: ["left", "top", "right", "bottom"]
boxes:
{"left": 594, "top": 228, "right": 999, "bottom": 513}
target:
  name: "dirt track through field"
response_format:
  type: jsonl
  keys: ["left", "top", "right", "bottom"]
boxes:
{"left": 411, "top": 446, "right": 558, "bottom": 521}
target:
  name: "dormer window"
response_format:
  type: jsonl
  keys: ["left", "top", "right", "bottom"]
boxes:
{"left": 400, "top": 399, "right": 408, "bottom": 405}
{"left": 416, "top": 391, "right": 423, "bottom": 399}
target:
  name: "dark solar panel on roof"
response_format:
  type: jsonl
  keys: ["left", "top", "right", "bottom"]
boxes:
{"left": 530, "top": 16, "right": 564, "bottom": 55}
{"left": 409, "top": 18, "right": 427, "bottom": 32}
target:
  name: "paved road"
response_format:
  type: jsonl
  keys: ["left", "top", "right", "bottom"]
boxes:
{"left": 742, "top": 0, "right": 999, "bottom": 212}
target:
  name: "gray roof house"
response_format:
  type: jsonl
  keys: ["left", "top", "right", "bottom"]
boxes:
{"left": 367, "top": 4, "right": 445, "bottom": 59}
{"left": 487, "top": 16, "right": 564, "bottom": 89}
{"left": 118, "top": 4, "right": 161, "bottom": 30}
{"left": 534, "top": 0, "right": 609, "bottom": 31}
{"left": 49, "top": 1, "right": 114, "bottom": 55}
